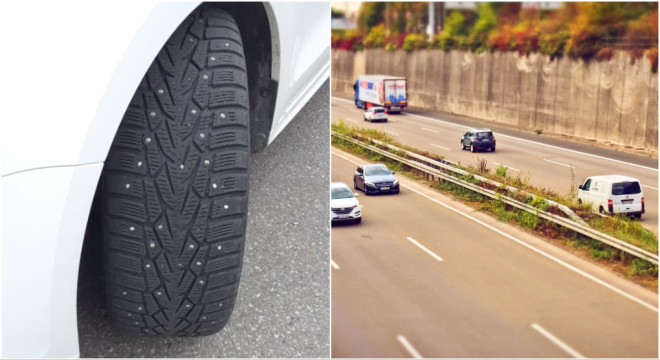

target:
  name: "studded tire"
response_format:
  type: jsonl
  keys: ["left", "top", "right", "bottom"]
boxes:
{"left": 101, "top": 6, "right": 249, "bottom": 336}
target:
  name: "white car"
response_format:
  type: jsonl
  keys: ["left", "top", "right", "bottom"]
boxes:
{"left": 2, "top": 2, "right": 329, "bottom": 358}
{"left": 331, "top": 182, "right": 362, "bottom": 224}
{"left": 578, "top": 175, "right": 645, "bottom": 218}
{"left": 363, "top": 107, "right": 388, "bottom": 122}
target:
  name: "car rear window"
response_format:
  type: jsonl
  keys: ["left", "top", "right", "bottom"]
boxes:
{"left": 374, "top": 109, "right": 385, "bottom": 113}
{"left": 612, "top": 182, "right": 642, "bottom": 195}
{"left": 365, "top": 166, "right": 390, "bottom": 176}
{"left": 476, "top": 132, "right": 493, "bottom": 138}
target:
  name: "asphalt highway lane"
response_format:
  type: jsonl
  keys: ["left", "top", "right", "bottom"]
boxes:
{"left": 332, "top": 96, "right": 658, "bottom": 234}
{"left": 331, "top": 148, "right": 658, "bottom": 358}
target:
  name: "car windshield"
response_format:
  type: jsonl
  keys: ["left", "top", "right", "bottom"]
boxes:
{"left": 365, "top": 166, "right": 390, "bottom": 176}
{"left": 612, "top": 182, "right": 642, "bottom": 195}
{"left": 476, "top": 132, "right": 492, "bottom": 138}
{"left": 374, "top": 109, "right": 385, "bottom": 113}
{"left": 332, "top": 187, "right": 355, "bottom": 199}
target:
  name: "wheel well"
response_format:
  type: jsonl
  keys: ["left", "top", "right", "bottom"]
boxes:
{"left": 220, "top": 3, "right": 277, "bottom": 153}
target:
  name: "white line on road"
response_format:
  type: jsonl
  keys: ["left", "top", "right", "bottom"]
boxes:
{"left": 331, "top": 260, "right": 340, "bottom": 269}
{"left": 430, "top": 143, "right": 450, "bottom": 151}
{"left": 406, "top": 237, "right": 444, "bottom": 262}
{"left": 421, "top": 127, "right": 440, "bottom": 134}
{"left": 397, "top": 335, "right": 423, "bottom": 358}
{"left": 493, "top": 162, "right": 520, "bottom": 172}
{"left": 334, "top": 97, "right": 658, "bottom": 172}
{"left": 531, "top": 323, "right": 585, "bottom": 358}
{"left": 387, "top": 130, "right": 399, "bottom": 136}
{"left": 344, "top": 119, "right": 358, "bottom": 124}
{"left": 643, "top": 185, "right": 658, "bottom": 191}
{"left": 332, "top": 150, "right": 658, "bottom": 312}
{"left": 543, "top": 159, "right": 574, "bottom": 168}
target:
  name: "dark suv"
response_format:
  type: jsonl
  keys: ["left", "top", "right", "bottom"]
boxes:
{"left": 353, "top": 164, "right": 400, "bottom": 195}
{"left": 461, "top": 128, "right": 496, "bottom": 152}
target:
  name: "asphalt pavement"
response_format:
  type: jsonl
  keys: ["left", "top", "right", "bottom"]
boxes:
{"left": 77, "top": 81, "right": 330, "bottom": 358}
{"left": 332, "top": 96, "right": 659, "bottom": 233}
{"left": 331, "top": 148, "right": 658, "bottom": 358}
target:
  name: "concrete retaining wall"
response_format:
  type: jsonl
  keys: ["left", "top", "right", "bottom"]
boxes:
{"left": 332, "top": 49, "right": 658, "bottom": 151}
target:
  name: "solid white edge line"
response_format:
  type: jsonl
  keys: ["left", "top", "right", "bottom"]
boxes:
{"left": 333, "top": 96, "right": 658, "bottom": 172}
{"left": 333, "top": 149, "right": 658, "bottom": 313}
{"left": 406, "top": 237, "right": 443, "bottom": 262}
{"left": 421, "top": 127, "right": 441, "bottom": 133}
{"left": 430, "top": 143, "right": 450, "bottom": 151}
{"left": 331, "top": 260, "right": 340, "bottom": 270}
{"left": 344, "top": 119, "right": 358, "bottom": 124}
{"left": 493, "top": 162, "right": 521, "bottom": 172}
{"left": 397, "top": 335, "right": 423, "bottom": 358}
{"left": 544, "top": 159, "right": 574, "bottom": 168}
{"left": 531, "top": 323, "right": 585, "bottom": 358}
{"left": 387, "top": 130, "right": 399, "bottom": 135}
{"left": 643, "top": 185, "right": 658, "bottom": 191}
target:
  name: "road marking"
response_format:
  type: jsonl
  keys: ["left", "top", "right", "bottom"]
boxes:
{"left": 643, "top": 185, "right": 658, "bottom": 191}
{"left": 397, "top": 335, "right": 423, "bottom": 358}
{"left": 493, "top": 162, "right": 520, "bottom": 172}
{"left": 331, "top": 260, "right": 340, "bottom": 269}
{"left": 334, "top": 149, "right": 659, "bottom": 313}
{"left": 531, "top": 323, "right": 585, "bottom": 358}
{"left": 334, "top": 97, "right": 658, "bottom": 172}
{"left": 406, "top": 237, "right": 444, "bottom": 262}
{"left": 430, "top": 143, "right": 450, "bottom": 151}
{"left": 543, "top": 159, "right": 574, "bottom": 168}
{"left": 344, "top": 119, "right": 358, "bottom": 124}
{"left": 421, "top": 127, "right": 440, "bottom": 134}
{"left": 387, "top": 130, "right": 399, "bottom": 136}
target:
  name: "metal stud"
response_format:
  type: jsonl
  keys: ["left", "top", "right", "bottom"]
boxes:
{"left": 128, "top": 313, "right": 132, "bottom": 317}
{"left": 135, "top": 322, "right": 139, "bottom": 325}
{"left": 202, "top": 74, "right": 209, "bottom": 80}
{"left": 204, "top": 159, "right": 210, "bottom": 165}
{"left": 186, "top": 304, "right": 191, "bottom": 308}
{"left": 138, "top": 307, "right": 142, "bottom": 311}
{"left": 150, "top": 111, "right": 156, "bottom": 117}
{"left": 220, "top": 113, "right": 226, "bottom": 118}
{"left": 202, "top": 316, "right": 206, "bottom": 320}
{"left": 158, "top": 89, "right": 164, "bottom": 94}
{"left": 212, "top": 183, "right": 217, "bottom": 189}
{"left": 223, "top": 204, "right": 229, "bottom": 210}
{"left": 156, "top": 291, "right": 161, "bottom": 296}
{"left": 145, "top": 137, "right": 151, "bottom": 144}
{"left": 129, "top": 226, "right": 135, "bottom": 231}
{"left": 137, "top": 161, "right": 143, "bottom": 167}
{"left": 196, "top": 261, "right": 202, "bottom": 266}
{"left": 158, "top": 224, "right": 163, "bottom": 230}
{"left": 145, "top": 264, "right": 151, "bottom": 269}
{"left": 180, "top": 164, "right": 185, "bottom": 170}
{"left": 199, "top": 280, "right": 205, "bottom": 284}
{"left": 199, "top": 133, "right": 205, "bottom": 139}
{"left": 218, "top": 302, "right": 223, "bottom": 307}
{"left": 123, "top": 292, "right": 127, "bottom": 295}
{"left": 210, "top": 56, "right": 216, "bottom": 61}
{"left": 217, "top": 245, "right": 222, "bottom": 250}
{"left": 125, "top": 183, "right": 131, "bottom": 189}
{"left": 150, "top": 242, "right": 155, "bottom": 248}
{"left": 189, "top": 244, "right": 195, "bottom": 249}
{"left": 191, "top": 109, "right": 197, "bottom": 115}
{"left": 225, "top": 42, "right": 229, "bottom": 47}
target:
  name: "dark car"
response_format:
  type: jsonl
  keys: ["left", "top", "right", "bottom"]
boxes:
{"left": 461, "top": 128, "right": 496, "bottom": 152}
{"left": 353, "top": 164, "right": 400, "bottom": 195}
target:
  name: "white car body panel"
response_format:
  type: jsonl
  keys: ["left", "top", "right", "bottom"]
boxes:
{"left": 2, "top": 2, "right": 329, "bottom": 358}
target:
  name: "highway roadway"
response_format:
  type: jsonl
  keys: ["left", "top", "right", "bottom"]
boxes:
{"left": 332, "top": 96, "right": 659, "bottom": 234}
{"left": 331, "top": 148, "right": 658, "bottom": 358}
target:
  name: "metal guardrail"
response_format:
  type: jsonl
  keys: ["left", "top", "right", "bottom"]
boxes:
{"left": 332, "top": 132, "right": 659, "bottom": 265}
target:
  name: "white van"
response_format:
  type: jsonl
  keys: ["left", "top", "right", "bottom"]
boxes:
{"left": 577, "top": 175, "right": 645, "bottom": 218}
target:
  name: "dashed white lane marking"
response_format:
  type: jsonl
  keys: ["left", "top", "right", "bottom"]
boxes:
{"left": 643, "top": 185, "right": 658, "bottom": 191}
{"left": 406, "top": 237, "right": 443, "bottom": 262}
{"left": 430, "top": 143, "right": 450, "bottom": 151}
{"left": 331, "top": 260, "right": 340, "bottom": 269}
{"left": 531, "top": 323, "right": 585, "bottom": 358}
{"left": 344, "top": 119, "right": 358, "bottom": 124}
{"left": 421, "top": 127, "right": 440, "bottom": 134}
{"left": 397, "top": 335, "right": 423, "bottom": 358}
{"left": 493, "top": 162, "right": 521, "bottom": 172}
{"left": 543, "top": 159, "right": 574, "bottom": 168}
{"left": 387, "top": 130, "right": 399, "bottom": 136}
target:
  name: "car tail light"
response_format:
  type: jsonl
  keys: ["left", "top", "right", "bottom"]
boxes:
{"left": 608, "top": 199, "right": 613, "bottom": 213}
{"left": 642, "top": 197, "right": 645, "bottom": 213}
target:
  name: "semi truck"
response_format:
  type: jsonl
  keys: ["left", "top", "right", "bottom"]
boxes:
{"left": 353, "top": 75, "right": 407, "bottom": 113}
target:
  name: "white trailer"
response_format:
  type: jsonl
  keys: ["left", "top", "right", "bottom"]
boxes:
{"left": 353, "top": 75, "right": 407, "bottom": 113}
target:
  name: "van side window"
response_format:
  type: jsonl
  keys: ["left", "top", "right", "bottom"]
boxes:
{"left": 582, "top": 179, "right": 591, "bottom": 191}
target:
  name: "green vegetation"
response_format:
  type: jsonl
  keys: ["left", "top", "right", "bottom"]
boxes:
{"left": 331, "top": 120, "right": 658, "bottom": 282}
{"left": 332, "top": 2, "right": 658, "bottom": 69}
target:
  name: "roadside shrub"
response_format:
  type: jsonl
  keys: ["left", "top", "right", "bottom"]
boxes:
{"left": 496, "top": 165, "right": 507, "bottom": 178}
{"left": 364, "top": 24, "right": 386, "bottom": 49}
{"left": 646, "top": 48, "right": 658, "bottom": 73}
{"left": 403, "top": 34, "right": 428, "bottom": 52}
{"left": 629, "top": 259, "right": 659, "bottom": 276}
{"left": 518, "top": 211, "right": 539, "bottom": 229}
